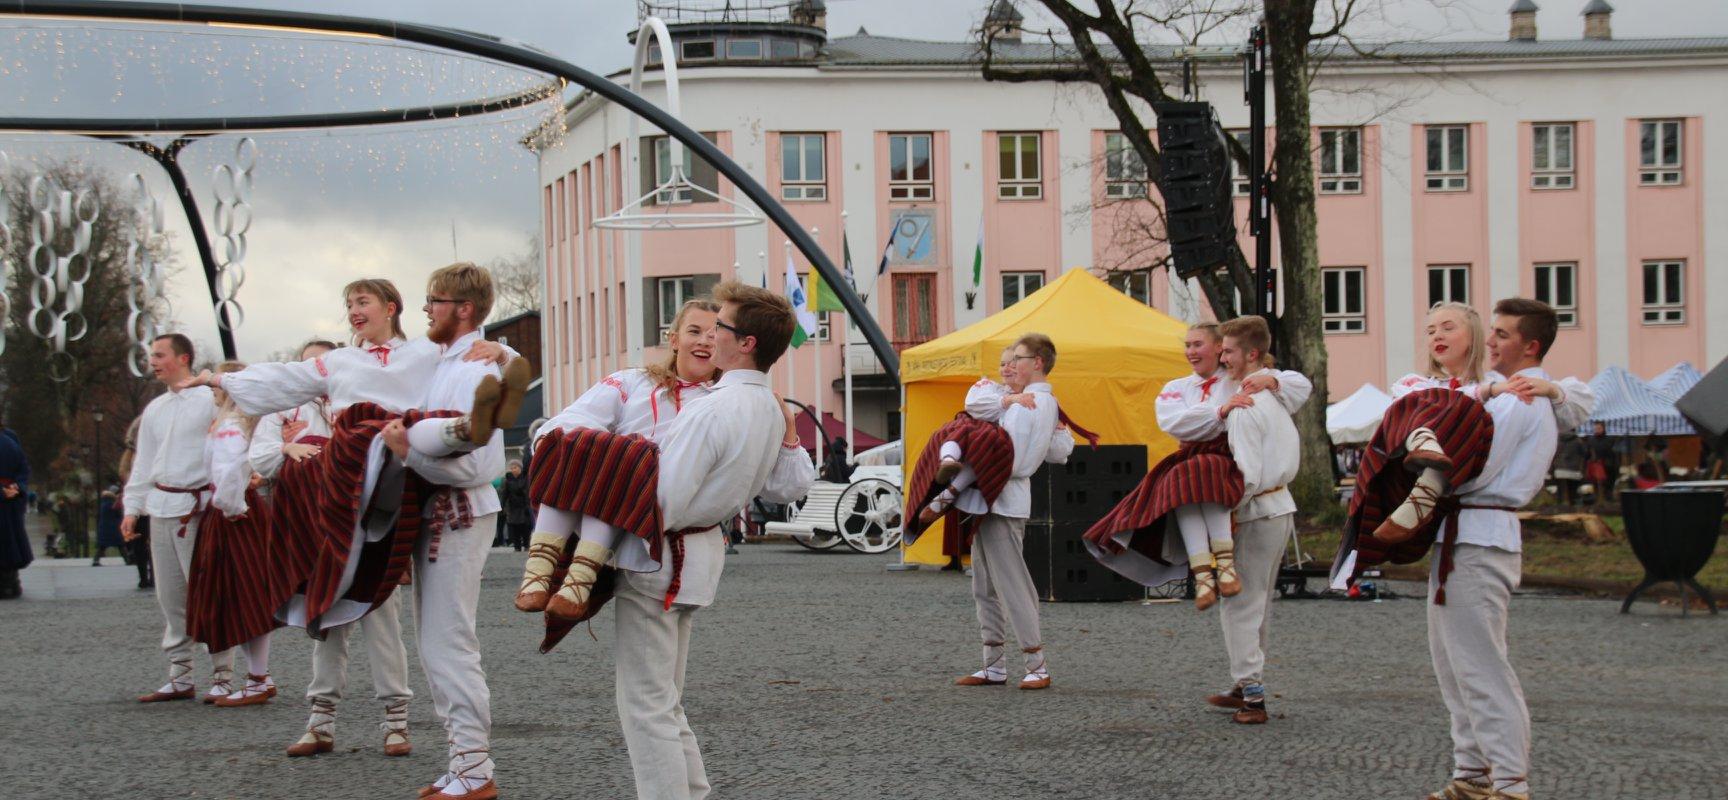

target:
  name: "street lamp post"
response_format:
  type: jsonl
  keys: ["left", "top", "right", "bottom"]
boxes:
{"left": 92, "top": 410, "right": 105, "bottom": 490}
{"left": 77, "top": 443, "right": 92, "bottom": 559}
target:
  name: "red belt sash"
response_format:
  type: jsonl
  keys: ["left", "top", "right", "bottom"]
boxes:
{"left": 663, "top": 524, "right": 716, "bottom": 610}
{"left": 1433, "top": 503, "right": 1518, "bottom": 605}
{"left": 154, "top": 482, "right": 213, "bottom": 537}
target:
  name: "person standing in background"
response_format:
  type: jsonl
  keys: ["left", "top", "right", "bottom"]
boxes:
{"left": 0, "top": 415, "right": 32, "bottom": 600}
{"left": 501, "top": 460, "right": 531, "bottom": 552}
{"left": 117, "top": 418, "right": 154, "bottom": 590}
{"left": 94, "top": 485, "right": 126, "bottom": 566}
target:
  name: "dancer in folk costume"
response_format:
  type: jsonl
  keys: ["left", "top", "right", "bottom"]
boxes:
{"left": 1333, "top": 300, "right": 1592, "bottom": 800}
{"left": 185, "top": 279, "right": 511, "bottom": 759}
{"left": 249, "top": 340, "right": 336, "bottom": 617}
{"left": 905, "top": 334, "right": 1076, "bottom": 691}
{"left": 374, "top": 263, "right": 529, "bottom": 800}
{"left": 124, "top": 333, "right": 237, "bottom": 704}
{"left": 184, "top": 361, "right": 279, "bottom": 707}
{"left": 904, "top": 343, "right": 1094, "bottom": 541}
{"left": 1083, "top": 322, "right": 1310, "bottom": 610}
{"left": 1201, "top": 316, "right": 1304, "bottom": 724}
{"left": 509, "top": 297, "right": 812, "bottom": 647}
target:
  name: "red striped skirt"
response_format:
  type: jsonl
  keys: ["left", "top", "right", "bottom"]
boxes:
{"left": 187, "top": 489, "right": 278, "bottom": 653}
{"left": 1335, "top": 388, "right": 1494, "bottom": 572}
{"left": 903, "top": 415, "right": 1013, "bottom": 557}
{"left": 1083, "top": 436, "right": 1243, "bottom": 559}
{"left": 263, "top": 435, "right": 328, "bottom": 614}
{"left": 301, "top": 404, "right": 456, "bottom": 632}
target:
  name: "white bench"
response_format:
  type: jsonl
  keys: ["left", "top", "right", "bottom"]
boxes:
{"left": 764, "top": 481, "right": 849, "bottom": 545}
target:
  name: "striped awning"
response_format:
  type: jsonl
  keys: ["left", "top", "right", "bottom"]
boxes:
{"left": 1585, "top": 365, "right": 1696, "bottom": 436}
{"left": 1648, "top": 361, "right": 1703, "bottom": 404}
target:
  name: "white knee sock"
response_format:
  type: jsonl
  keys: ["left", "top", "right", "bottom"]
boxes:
{"left": 1198, "top": 502, "right": 1233, "bottom": 550}
{"left": 939, "top": 441, "right": 962, "bottom": 462}
{"left": 407, "top": 417, "right": 463, "bottom": 457}
{"left": 926, "top": 465, "right": 979, "bottom": 513}
{"left": 241, "top": 635, "right": 270, "bottom": 676}
{"left": 1387, "top": 468, "right": 1448, "bottom": 530}
{"left": 532, "top": 505, "right": 580, "bottom": 545}
{"left": 1174, "top": 504, "right": 1214, "bottom": 569}
{"left": 576, "top": 514, "right": 622, "bottom": 551}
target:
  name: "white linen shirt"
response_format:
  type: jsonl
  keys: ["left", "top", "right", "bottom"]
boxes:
{"left": 1225, "top": 388, "right": 1301, "bottom": 523}
{"left": 953, "top": 382, "right": 1074, "bottom": 519}
{"left": 206, "top": 416, "right": 254, "bottom": 519}
{"left": 1452, "top": 367, "right": 1573, "bottom": 552}
{"left": 1156, "top": 367, "right": 1313, "bottom": 443}
{"left": 124, "top": 386, "right": 217, "bottom": 518}
{"left": 620, "top": 369, "right": 809, "bottom": 608}
{"left": 248, "top": 400, "right": 331, "bottom": 481}
{"left": 401, "top": 330, "right": 507, "bottom": 516}
{"left": 221, "top": 337, "right": 441, "bottom": 417}
{"left": 1390, "top": 370, "right": 1595, "bottom": 432}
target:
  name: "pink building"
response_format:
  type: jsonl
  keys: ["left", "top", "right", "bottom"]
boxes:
{"left": 533, "top": 2, "right": 1728, "bottom": 440}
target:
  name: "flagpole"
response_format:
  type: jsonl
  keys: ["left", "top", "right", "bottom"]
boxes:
{"left": 840, "top": 210, "right": 856, "bottom": 466}
{"left": 783, "top": 241, "right": 796, "bottom": 419}
{"left": 809, "top": 226, "right": 825, "bottom": 477}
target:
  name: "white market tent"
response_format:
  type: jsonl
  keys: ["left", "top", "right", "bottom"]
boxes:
{"left": 1327, "top": 383, "right": 1395, "bottom": 444}
{"left": 1585, "top": 365, "right": 1696, "bottom": 436}
{"left": 1648, "top": 361, "right": 1703, "bottom": 404}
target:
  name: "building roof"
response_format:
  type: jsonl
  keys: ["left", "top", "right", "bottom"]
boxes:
{"left": 819, "top": 31, "right": 1728, "bottom": 68}
{"left": 484, "top": 309, "right": 540, "bottom": 332}
{"left": 1509, "top": 0, "right": 1539, "bottom": 13}
{"left": 986, "top": 0, "right": 1024, "bottom": 24}
{"left": 1582, "top": 0, "right": 1614, "bottom": 15}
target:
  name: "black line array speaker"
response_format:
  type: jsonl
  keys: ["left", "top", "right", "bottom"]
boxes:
{"left": 1021, "top": 444, "right": 1148, "bottom": 602}
{"left": 1153, "top": 101, "right": 1237, "bottom": 279}
{"left": 1676, "top": 357, "right": 1728, "bottom": 450}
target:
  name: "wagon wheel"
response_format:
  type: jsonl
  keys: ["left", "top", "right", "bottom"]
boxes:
{"left": 1148, "top": 575, "right": 1194, "bottom": 600}
{"left": 784, "top": 498, "right": 843, "bottom": 551}
{"left": 835, "top": 478, "right": 903, "bottom": 554}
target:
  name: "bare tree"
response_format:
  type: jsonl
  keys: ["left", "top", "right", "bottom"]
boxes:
{"left": 488, "top": 232, "right": 542, "bottom": 318}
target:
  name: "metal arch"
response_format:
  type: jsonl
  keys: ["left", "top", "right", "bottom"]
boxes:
{"left": 0, "top": 1, "right": 901, "bottom": 383}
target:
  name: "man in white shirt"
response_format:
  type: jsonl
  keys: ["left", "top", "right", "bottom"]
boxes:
{"left": 380, "top": 263, "right": 512, "bottom": 800}
{"left": 609, "top": 281, "right": 810, "bottom": 800}
{"left": 123, "top": 334, "right": 235, "bottom": 704}
{"left": 1210, "top": 316, "right": 1303, "bottom": 725}
{"left": 950, "top": 334, "right": 1072, "bottom": 691}
{"left": 1422, "top": 298, "right": 1584, "bottom": 800}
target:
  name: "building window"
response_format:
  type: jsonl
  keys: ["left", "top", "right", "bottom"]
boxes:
{"left": 888, "top": 133, "right": 934, "bottom": 201}
{"left": 780, "top": 133, "right": 827, "bottom": 201}
{"left": 652, "top": 137, "right": 694, "bottom": 204}
{"left": 891, "top": 272, "right": 937, "bottom": 347}
{"left": 1107, "top": 269, "right": 1152, "bottom": 305}
{"left": 1227, "top": 129, "right": 1253, "bottom": 196}
{"left": 1001, "top": 271, "right": 1045, "bottom": 307}
{"left": 1641, "top": 260, "right": 1685, "bottom": 325}
{"left": 1531, "top": 123, "right": 1575, "bottom": 190}
{"left": 1639, "top": 119, "right": 1683, "bottom": 186}
{"left": 656, "top": 276, "right": 695, "bottom": 338}
{"left": 1427, "top": 264, "right": 1470, "bottom": 306}
{"left": 1533, "top": 262, "right": 1578, "bottom": 327}
{"left": 726, "top": 38, "right": 762, "bottom": 59}
{"left": 680, "top": 39, "right": 715, "bottom": 61}
{"left": 997, "top": 133, "right": 1043, "bottom": 199}
{"left": 1424, "top": 125, "right": 1468, "bottom": 191}
{"left": 647, "top": 44, "right": 661, "bottom": 65}
{"left": 1104, "top": 132, "right": 1148, "bottom": 198}
{"left": 1319, "top": 128, "right": 1362, "bottom": 194}
{"left": 770, "top": 38, "right": 799, "bottom": 59}
{"left": 1322, "top": 267, "right": 1367, "bottom": 333}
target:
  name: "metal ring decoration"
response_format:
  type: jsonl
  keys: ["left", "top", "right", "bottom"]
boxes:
{"left": 209, "top": 137, "right": 254, "bottom": 333}
{"left": 21, "top": 168, "right": 98, "bottom": 380}
{"left": 123, "top": 173, "right": 171, "bottom": 377}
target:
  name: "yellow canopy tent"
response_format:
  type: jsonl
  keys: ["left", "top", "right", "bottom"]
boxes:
{"left": 899, "top": 268, "right": 1194, "bottom": 565}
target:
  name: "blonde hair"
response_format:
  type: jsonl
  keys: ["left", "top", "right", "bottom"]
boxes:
{"left": 212, "top": 361, "right": 259, "bottom": 438}
{"left": 1425, "top": 301, "right": 1486, "bottom": 386}
{"left": 343, "top": 278, "right": 407, "bottom": 344}
{"left": 643, "top": 298, "right": 721, "bottom": 408}
{"left": 1218, "top": 315, "right": 1276, "bottom": 368}
{"left": 1187, "top": 321, "right": 1222, "bottom": 342}
{"left": 427, "top": 262, "right": 496, "bottom": 325}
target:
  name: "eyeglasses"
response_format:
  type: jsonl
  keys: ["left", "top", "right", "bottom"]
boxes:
{"left": 713, "top": 318, "right": 745, "bottom": 337}
{"left": 425, "top": 296, "right": 461, "bottom": 306}
{"left": 999, "top": 355, "right": 1037, "bottom": 367}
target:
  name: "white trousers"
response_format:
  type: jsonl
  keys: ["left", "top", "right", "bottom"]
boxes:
{"left": 1428, "top": 544, "right": 1530, "bottom": 791}
{"left": 1217, "top": 514, "right": 1292, "bottom": 688}
{"left": 970, "top": 515, "right": 1042, "bottom": 670}
{"left": 614, "top": 578, "right": 709, "bottom": 800}
{"left": 148, "top": 515, "right": 234, "bottom": 680}
{"left": 413, "top": 514, "right": 495, "bottom": 781}
{"left": 306, "top": 589, "right": 413, "bottom": 710}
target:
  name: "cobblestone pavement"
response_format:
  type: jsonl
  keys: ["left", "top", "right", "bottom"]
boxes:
{"left": 2, "top": 542, "right": 1723, "bottom": 800}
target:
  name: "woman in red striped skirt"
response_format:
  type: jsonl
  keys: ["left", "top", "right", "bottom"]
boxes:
{"left": 186, "top": 361, "right": 279, "bottom": 707}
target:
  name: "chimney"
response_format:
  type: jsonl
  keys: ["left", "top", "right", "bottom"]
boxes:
{"left": 983, "top": 0, "right": 1025, "bottom": 43}
{"left": 1508, "top": 0, "right": 1539, "bottom": 41}
{"left": 1582, "top": 0, "right": 1613, "bottom": 40}
{"left": 790, "top": 0, "right": 826, "bottom": 31}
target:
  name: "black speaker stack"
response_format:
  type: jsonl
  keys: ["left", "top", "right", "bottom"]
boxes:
{"left": 1153, "top": 101, "right": 1236, "bottom": 279}
{"left": 1020, "top": 444, "right": 1149, "bottom": 602}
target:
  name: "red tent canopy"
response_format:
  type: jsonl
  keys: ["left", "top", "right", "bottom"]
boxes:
{"left": 793, "top": 412, "right": 887, "bottom": 455}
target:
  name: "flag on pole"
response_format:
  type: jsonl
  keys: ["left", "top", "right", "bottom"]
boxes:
{"left": 784, "top": 252, "right": 820, "bottom": 349}
{"left": 841, "top": 228, "right": 856, "bottom": 288}
{"left": 971, "top": 214, "right": 985, "bottom": 287}
{"left": 876, "top": 220, "right": 898, "bottom": 278}
{"left": 808, "top": 269, "right": 847, "bottom": 313}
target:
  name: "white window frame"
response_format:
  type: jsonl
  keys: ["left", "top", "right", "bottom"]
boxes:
{"left": 1533, "top": 262, "right": 1579, "bottom": 327}
{"left": 679, "top": 39, "right": 715, "bottom": 61}
{"left": 1424, "top": 125, "right": 1469, "bottom": 192}
{"left": 652, "top": 137, "right": 694, "bottom": 204}
{"left": 1531, "top": 123, "right": 1576, "bottom": 190}
{"left": 1322, "top": 267, "right": 1367, "bottom": 334}
{"left": 1108, "top": 269, "right": 1152, "bottom": 304}
{"left": 1641, "top": 260, "right": 1685, "bottom": 325}
{"left": 656, "top": 276, "right": 696, "bottom": 338}
{"left": 888, "top": 133, "right": 935, "bottom": 202}
{"left": 1319, "top": 128, "right": 1363, "bottom": 194}
{"left": 997, "top": 133, "right": 1043, "bottom": 200}
{"left": 1426, "top": 264, "right": 1471, "bottom": 307}
{"left": 780, "top": 133, "right": 827, "bottom": 202}
{"left": 1227, "top": 129, "right": 1253, "bottom": 197}
{"left": 1639, "top": 119, "right": 1683, "bottom": 186}
{"left": 1103, "top": 132, "right": 1149, "bottom": 199}
{"left": 1001, "top": 271, "right": 1045, "bottom": 307}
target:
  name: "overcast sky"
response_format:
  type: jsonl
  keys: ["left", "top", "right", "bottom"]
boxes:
{"left": 4, "top": 0, "right": 1724, "bottom": 362}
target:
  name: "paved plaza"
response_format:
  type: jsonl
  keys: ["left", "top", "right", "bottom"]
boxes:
{"left": 1, "top": 542, "right": 1723, "bottom": 800}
